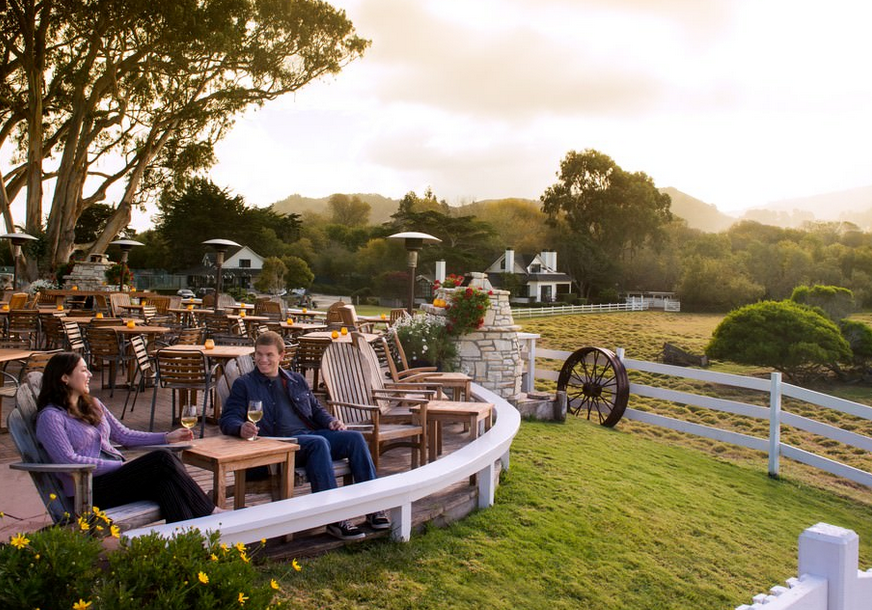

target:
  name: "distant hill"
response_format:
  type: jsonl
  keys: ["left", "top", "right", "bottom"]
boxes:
{"left": 659, "top": 187, "right": 737, "bottom": 233}
{"left": 741, "top": 185, "right": 872, "bottom": 230}
{"left": 270, "top": 193, "right": 399, "bottom": 224}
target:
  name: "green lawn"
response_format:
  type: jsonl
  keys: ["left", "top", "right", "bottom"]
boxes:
{"left": 264, "top": 311, "right": 872, "bottom": 608}
{"left": 271, "top": 417, "right": 872, "bottom": 609}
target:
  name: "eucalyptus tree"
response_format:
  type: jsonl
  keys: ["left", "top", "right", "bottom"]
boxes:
{"left": 1, "top": 0, "right": 368, "bottom": 277}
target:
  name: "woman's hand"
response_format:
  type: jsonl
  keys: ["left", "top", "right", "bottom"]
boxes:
{"left": 167, "top": 428, "right": 194, "bottom": 443}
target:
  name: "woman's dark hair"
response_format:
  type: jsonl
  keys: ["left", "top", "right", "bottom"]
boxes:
{"left": 37, "top": 352, "right": 101, "bottom": 426}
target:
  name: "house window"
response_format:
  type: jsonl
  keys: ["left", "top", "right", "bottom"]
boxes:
{"left": 531, "top": 264, "right": 541, "bottom": 273}
{"left": 238, "top": 259, "right": 251, "bottom": 268}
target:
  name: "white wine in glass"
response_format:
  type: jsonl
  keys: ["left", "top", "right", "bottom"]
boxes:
{"left": 246, "top": 400, "right": 263, "bottom": 440}
{"left": 180, "top": 404, "right": 198, "bottom": 430}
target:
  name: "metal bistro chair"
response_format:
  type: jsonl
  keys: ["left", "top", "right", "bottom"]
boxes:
{"left": 39, "top": 313, "right": 65, "bottom": 350}
{"left": 61, "top": 319, "right": 88, "bottom": 358}
{"left": 6, "top": 309, "right": 41, "bottom": 348}
{"left": 121, "top": 334, "right": 155, "bottom": 419}
{"left": 85, "top": 326, "right": 128, "bottom": 397}
{"left": 150, "top": 348, "right": 219, "bottom": 438}
{"left": 294, "top": 336, "right": 330, "bottom": 390}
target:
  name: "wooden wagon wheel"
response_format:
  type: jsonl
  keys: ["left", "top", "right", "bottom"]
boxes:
{"left": 557, "top": 347, "right": 629, "bottom": 427}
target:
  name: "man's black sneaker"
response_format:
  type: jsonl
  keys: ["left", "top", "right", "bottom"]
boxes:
{"left": 326, "top": 520, "right": 366, "bottom": 541}
{"left": 367, "top": 511, "right": 391, "bottom": 530}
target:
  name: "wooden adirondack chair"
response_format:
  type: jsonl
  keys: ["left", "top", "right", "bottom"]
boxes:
{"left": 320, "top": 340, "right": 428, "bottom": 470}
{"left": 6, "top": 374, "right": 164, "bottom": 529}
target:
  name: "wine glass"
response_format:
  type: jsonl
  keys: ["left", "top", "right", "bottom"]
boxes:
{"left": 246, "top": 400, "right": 263, "bottom": 441}
{"left": 180, "top": 404, "right": 198, "bottom": 431}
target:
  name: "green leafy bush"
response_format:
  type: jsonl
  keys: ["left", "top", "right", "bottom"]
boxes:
{"left": 0, "top": 516, "right": 289, "bottom": 610}
{"left": 706, "top": 300, "right": 851, "bottom": 379}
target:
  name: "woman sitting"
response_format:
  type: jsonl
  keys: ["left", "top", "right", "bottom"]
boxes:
{"left": 35, "top": 352, "right": 220, "bottom": 523}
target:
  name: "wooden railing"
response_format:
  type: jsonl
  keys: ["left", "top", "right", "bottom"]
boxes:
{"left": 126, "top": 383, "right": 521, "bottom": 545}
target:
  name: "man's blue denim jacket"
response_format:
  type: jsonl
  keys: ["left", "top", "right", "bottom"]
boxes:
{"left": 218, "top": 367, "right": 335, "bottom": 438}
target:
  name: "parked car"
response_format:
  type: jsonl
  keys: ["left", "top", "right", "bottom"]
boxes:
{"left": 177, "top": 289, "right": 195, "bottom": 299}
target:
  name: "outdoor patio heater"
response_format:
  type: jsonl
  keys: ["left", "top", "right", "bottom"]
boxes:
{"left": 0, "top": 231, "right": 38, "bottom": 290}
{"left": 202, "top": 238, "right": 240, "bottom": 310}
{"left": 110, "top": 238, "right": 144, "bottom": 292}
{"left": 387, "top": 231, "right": 441, "bottom": 314}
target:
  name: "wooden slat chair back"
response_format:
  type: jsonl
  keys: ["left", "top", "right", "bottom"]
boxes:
{"left": 150, "top": 348, "right": 217, "bottom": 437}
{"left": 39, "top": 313, "right": 65, "bottom": 349}
{"left": 201, "top": 293, "right": 216, "bottom": 309}
{"left": 89, "top": 317, "right": 124, "bottom": 327}
{"left": 26, "top": 291, "right": 40, "bottom": 309}
{"left": 217, "top": 294, "right": 237, "bottom": 309}
{"left": 149, "top": 295, "right": 171, "bottom": 315}
{"left": 7, "top": 309, "right": 41, "bottom": 348}
{"left": 205, "top": 313, "right": 233, "bottom": 336}
{"left": 141, "top": 304, "right": 171, "bottom": 327}
{"left": 389, "top": 308, "right": 410, "bottom": 326}
{"left": 324, "top": 301, "right": 346, "bottom": 326}
{"left": 36, "top": 291, "right": 57, "bottom": 307}
{"left": 281, "top": 342, "right": 298, "bottom": 371}
{"left": 255, "top": 299, "right": 283, "bottom": 320}
{"left": 7, "top": 374, "right": 163, "bottom": 529}
{"left": 121, "top": 334, "right": 154, "bottom": 419}
{"left": 85, "top": 327, "right": 127, "bottom": 396}
{"left": 20, "top": 349, "right": 62, "bottom": 379}
{"left": 61, "top": 319, "right": 88, "bottom": 355}
{"left": 222, "top": 357, "right": 242, "bottom": 388}
{"left": 174, "top": 325, "right": 206, "bottom": 345}
{"left": 294, "top": 336, "right": 330, "bottom": 389}
{"left": 321, "top": 341, "right": 426, "bottom": 470}
{"left": 236, "top": 353, "right": 255, "bottom": 376}
{"left": 108, "top": 293, "right": 131, "bottom": 317}
{"left": 7, "top": 292, "right": 27, "bottom": 310}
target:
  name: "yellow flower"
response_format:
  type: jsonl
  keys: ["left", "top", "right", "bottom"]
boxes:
{"left": 292, "top": 558, "right": 302, "bottom": 572}
{"left": 0, "top": 511, "right": 4, "bottom": 518}
{"left": 198, "top": 571, "right": 209, "bottom": 584}
{"left": 95, "top": 525, "right": 104, "bottom": 532}
{"left": 9, "top": 533, "right": 29, "bottom": 549}
{"left": 72, "top": 600, "right": 92, "bottom": 610}
{"left": 110, "top": 524, "right": 121, "bottom": 538}
{"left": 234, "top": 541, "right": 246, "bottom": 553}
{"left": 260, "top": 538, "right": 267, "bottom": 545}
{"left": 210, "top": 553, "right": 219, "bottom": 562}
{"left": 49, "top": 493, "right": 57, "bottom": 501}
{"left": 91, "top": 505, "right": 100, "bottom": 513}
{"left": 238, "top": 592, "right": 249, "bottom": 605}
{"left": 77, "top": 516, "right": 89, "bottom": 532}
{"left": 220, "top": 543, "right": 230, "bottom": 553}
{"left": 270, "top": 579, "right": 280, "bottom": 590}
{"left": 240, "top": 552, "right": 250, "bottom": 563}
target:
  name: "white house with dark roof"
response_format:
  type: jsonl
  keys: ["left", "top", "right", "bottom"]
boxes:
{"left": 187, "top": 245, "right": 265, "bottom": 291}
{"left": 484, "top": 248, "right": 574, "bottom": 303}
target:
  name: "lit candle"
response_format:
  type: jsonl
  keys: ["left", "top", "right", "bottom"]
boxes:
{"left": 126, "top": 320, "right": 135, "bottom": 328}
{"left": 330, "top": 330, "right": 339, "bottom": 340}
{"left": 340, "top": 326, "right": 348, "bottom": 336}
{"left": 204, "top": 338, "right": 215, "bottom": 350}
{"left": 56, "top": 304, "right": 64, "bottom": 311}
{"left": 95, "top": 312, "right": 103, "bottom": 319}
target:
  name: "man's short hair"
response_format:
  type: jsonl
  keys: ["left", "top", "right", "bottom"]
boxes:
{"left": 254, "top": 330, "right": 285, "bottom": 353}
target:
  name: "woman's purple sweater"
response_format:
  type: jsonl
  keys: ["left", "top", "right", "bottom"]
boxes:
{"left": 35, "top": 399, "right": 168, "bottom": 497}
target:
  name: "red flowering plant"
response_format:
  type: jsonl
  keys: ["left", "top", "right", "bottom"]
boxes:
{"left": 433, "top": 273, "right": 464, "bottom": 290}
{"left": 445, "top": 285, "right": 492, "bottom": 336}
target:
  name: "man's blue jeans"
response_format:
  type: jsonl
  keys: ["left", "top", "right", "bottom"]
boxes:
{"left": 295, "top": 429, "right": 377, "bottom": 492}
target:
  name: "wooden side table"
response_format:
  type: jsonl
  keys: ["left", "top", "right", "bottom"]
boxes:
{"left": 412, "top": 400, "right": 494, "bottom": 463}
{"left": 182, "top": 436, "right": 298, "bottom": 510}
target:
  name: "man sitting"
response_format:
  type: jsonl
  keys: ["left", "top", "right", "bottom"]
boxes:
{"left": 219, "top": 331, "right": 390, "bottom": 540}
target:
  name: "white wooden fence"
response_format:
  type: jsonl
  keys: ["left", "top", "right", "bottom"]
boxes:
{"left": 511, "top": 301, "right": 649, "bottom": 319}
{"left": 736, "top": 523, "right": 872, "bottom": 610}
{"left": 531, "top": 346, "right": 872, "bottom": 489}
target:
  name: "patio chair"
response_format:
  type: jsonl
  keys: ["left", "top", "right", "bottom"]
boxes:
{"left": 150, "top": 348, "right": 220, "bottom": 437}
{"left": 294, "top": 336, "right": 330, "bottom": 389}
{"left": 61, "top": 319, "right": 88, "bottom": 356}
{"left": 6, "top": 309, "right": 41, "bottom": 348}
{"left": 321, "top": 340, "right": 428, "bottom": 470}
{"left": 85, "top": 326, "right": 129, "bottom": 396}
{"left": 7, "top": 378, "right": 165, "bottom": 529}
{"left": 108, "top": 292, "right": 131, "bottom": 317}
{"left": 337, "top": 304, "right": 373, "bottom": 333}
{"left": 39, "top": 312, "right": 65, "bottom": 349}
{"left": 7, "top": 292, "right": 27, "bottom": 310}
{"left": 380, "top": 330, "right": 471, "bottom": 399}
{"left": 121, "top": 334, "right": 155, "bottom": 419}
{"left": 389, "top": 308, "right": 410, "bottom": 326}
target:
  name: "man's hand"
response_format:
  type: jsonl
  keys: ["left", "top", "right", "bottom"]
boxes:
{"left": 167, "top": 428, "right": 194, "bottom": 443}
{"left": 240, "top": 421, "right": 259, "bottom": 439}
{"left": 328, "top": 419, "right": 347, "bottom": 431}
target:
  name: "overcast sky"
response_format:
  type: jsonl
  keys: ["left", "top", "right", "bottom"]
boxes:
{"left": 136, "top": 0, "right": 872, "bottom": 227}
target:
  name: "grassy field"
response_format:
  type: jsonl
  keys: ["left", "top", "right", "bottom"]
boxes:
{"left": 266, "top": 311, "right": 872, "bottom": 608}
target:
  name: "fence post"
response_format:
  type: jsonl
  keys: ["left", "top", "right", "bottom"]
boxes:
{"left": 769, "top": 372, "right": 782, "bottom": 478}
{"left": 799, "top": 523, "right": 860, "bottom": 610}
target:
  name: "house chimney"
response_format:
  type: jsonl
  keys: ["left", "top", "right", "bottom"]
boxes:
{"left": 504, "top": 248, "right": 515, "bottom": 273}
{"left": 435, "top": 260, "right": 446, "bottom": 283}
{"left": 543, "top": 251, "right": 557, "bottom": 271}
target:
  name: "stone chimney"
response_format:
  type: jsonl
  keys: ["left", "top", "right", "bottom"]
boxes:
{"left": 435, "top": 260, "right": 446, "bottom": 283}
{"left": 504, "top": 248, "right": 515, "bottom": 273}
